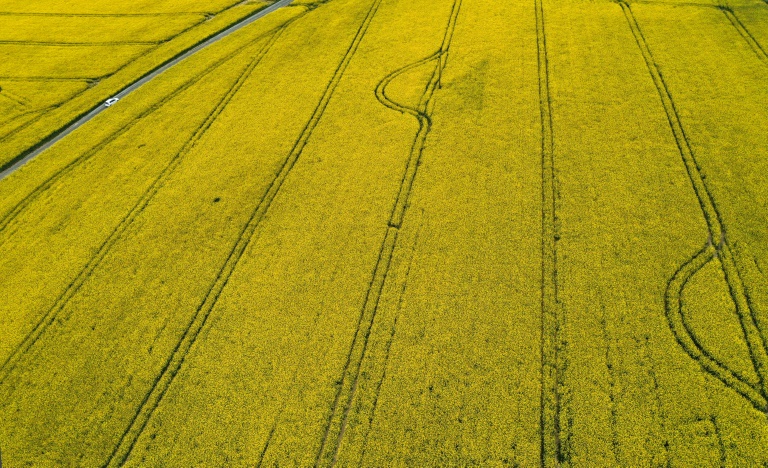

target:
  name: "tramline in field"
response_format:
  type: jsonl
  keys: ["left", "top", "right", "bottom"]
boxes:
{"left": 0, "top": 0, "right": 766, "bottom": 465}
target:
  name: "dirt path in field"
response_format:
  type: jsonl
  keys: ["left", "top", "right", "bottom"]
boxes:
{"left": 0, "top": 0, "right": 293, "bottom": 182}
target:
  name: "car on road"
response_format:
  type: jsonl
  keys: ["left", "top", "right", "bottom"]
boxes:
{"left": 104, "top": 97, "right": 119, "bottom": 107}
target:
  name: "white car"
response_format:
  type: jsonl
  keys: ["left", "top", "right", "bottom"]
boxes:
{"left": 104, "top": 97, "right": 120, "bottom": 107}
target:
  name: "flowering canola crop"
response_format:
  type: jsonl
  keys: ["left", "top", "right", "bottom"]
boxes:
{"left": 0, "top": 0, "right": 767, "bottom": 465}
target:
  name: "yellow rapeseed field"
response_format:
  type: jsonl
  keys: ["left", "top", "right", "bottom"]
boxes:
{"left": 0, "top": 0, "right": 272, "bottom": 171}
{"left": 0, "top": 0, "right": 766, "bottom": 465}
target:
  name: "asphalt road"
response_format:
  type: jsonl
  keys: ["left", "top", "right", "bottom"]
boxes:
{"left": 0, "top": 0, "right": 293, "bottom": 182}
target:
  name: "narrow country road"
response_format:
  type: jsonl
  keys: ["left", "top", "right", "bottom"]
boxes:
{"left": 0, "top": 0, "right": 293, "bottom": 182}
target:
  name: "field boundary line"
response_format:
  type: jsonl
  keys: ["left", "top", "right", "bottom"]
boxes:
{"left": 0, "top": 40, "right": 161, "bottom": 46}
{"left": 103, "top": 0, "right": 383, "bottom": 463}
{"left": 0, "top": 12, "right": 217, "bottom": 149}
{"left": 629, "top": 0, "right": 726, "bottom": 9}
{"left": 0, "top": 11, "right": 207, "bottom": 17}
{"left": 536, "top": 0, "right": 567, "bottom": 465}
{"left": 620, "top": 0, "right": 768, "bottom": 416}
{"left": 0, "top": 26, "right": 286, "bottom": 390}
{"left": 0, "top": 1, "right": 241, "bottom": 166}
{"left": 0, "top": 23, "right": 289, "bottom": 244}
{"left": 0, "top": 11, "right": 203, "bottom": 152}
{"left": 314, "top": 1, "right": 462, "bottom": 465}
{"left": 0, "top": 0, "right": 292, "bottom": 178}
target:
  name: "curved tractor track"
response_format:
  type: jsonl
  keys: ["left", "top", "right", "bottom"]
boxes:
{"left": 314, "top": 0, "right": 463, "bottom": 465}
{"left": 0, "top": 0, "right": 294, "bottom": 181}
{"left": 620, "top": 0, "right": 768, "bottom": 416}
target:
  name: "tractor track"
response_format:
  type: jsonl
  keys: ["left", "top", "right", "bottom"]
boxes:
{"left": 104, "top": 0, "right": 384, "bottom": 463}
{"left": 314, "top": 0, "right": 462, "bottom": 465}
{"left": 0, "top": 20, "right": 291, "bottom": 243}
{"left": 536, "top": 0, "right": 567, "bottom": 465}
{"left": 355, "top": 211, "right": 423, "bottom": 466}
{"left": 718, "top": 5, "right": 768, "bottom": 65}
{"left": 620, "top": 0, "right": 768, "bottom": 415}
{"left": 0, "top": 23, "right": 289, "bottom": 388}
{"left": 0, "top": 0, "right": 294, "bottom": 178}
